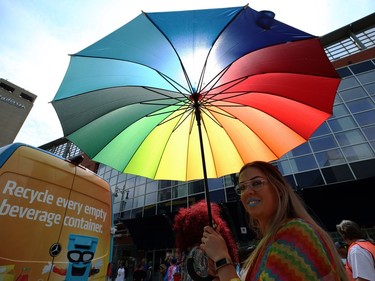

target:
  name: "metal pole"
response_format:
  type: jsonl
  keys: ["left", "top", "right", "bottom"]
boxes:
{"left": 193, "top": 94, "right": 213, "bottom": 227}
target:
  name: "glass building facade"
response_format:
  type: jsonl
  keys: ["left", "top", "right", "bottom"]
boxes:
{"left": 277, "top": 59, "right": 375, "bottom": 188}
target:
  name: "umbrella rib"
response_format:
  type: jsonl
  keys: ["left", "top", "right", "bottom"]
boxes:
{"left": 197, "top": 5, "right": 248, "bottom": 93}
{"left": 200, "top": 109, "right": 225, "bottom": 127}
{"left": 201, "top": 79, "right": 249, "bottom": 103}
{"left": 142, "top": 12, "right": 195, "bottom": 94}
{"left": 171, "top": 108, "right": 195, "bottom": 133}
{"left": 146, "top": 104, "right": 190, "bottom": 118}
{"left": 202, "top": 107, "right": 237, "bottom": 120}
{"left": 145, "top": 102, "right": 194, "bottom": 134}
{"left": 143, "top": 86, "right": 190, "bottom": 100}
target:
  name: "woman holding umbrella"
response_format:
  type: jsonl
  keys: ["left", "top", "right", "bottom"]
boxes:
{"left": 200, "top": 161, "right": 348, "bottom": 281}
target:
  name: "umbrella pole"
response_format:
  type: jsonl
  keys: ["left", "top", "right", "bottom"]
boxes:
{"left": 193, "top": 96, "right": 213, "bottom": 227}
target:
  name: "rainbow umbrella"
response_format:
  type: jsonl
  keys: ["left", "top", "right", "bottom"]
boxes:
{"left": 52, "top": 5, "right": 340, "bottom": 225}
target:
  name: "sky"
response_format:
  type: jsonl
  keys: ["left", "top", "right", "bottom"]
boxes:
{"left": 1, "top": 0, "right": 374, "bottom": 147}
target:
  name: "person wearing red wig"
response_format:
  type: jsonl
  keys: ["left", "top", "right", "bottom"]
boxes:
{"left": 173, "top": 200, "right": 238, "bottom": 281}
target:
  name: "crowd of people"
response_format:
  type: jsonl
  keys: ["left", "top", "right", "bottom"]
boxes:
{"left": 112, "top": 161, "right": 375, "bottom": 281}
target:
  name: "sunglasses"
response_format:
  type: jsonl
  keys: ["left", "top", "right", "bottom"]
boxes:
{"left": 235, "top": 178, "right": 266, "bottom": 195}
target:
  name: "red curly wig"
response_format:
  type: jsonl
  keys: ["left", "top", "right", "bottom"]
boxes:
{"left": 173, "top": 200, "right": 238, "bottom": 263}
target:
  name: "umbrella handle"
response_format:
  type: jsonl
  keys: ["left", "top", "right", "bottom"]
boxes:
{"left": 187, "top": 257, "right": 215, "bottom": 281}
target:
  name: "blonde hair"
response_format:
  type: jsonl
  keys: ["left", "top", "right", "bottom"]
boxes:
{"left": 239, "top": 161, "right": 348, "bottom": 280}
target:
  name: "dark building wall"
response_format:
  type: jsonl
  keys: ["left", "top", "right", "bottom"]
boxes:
{"left": 301, "top": 176, "right": 375, "bottom": 232}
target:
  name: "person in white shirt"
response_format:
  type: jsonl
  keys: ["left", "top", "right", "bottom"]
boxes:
{"left": 337, "top": 220, "right": 375, "bottom": 281}
{"left": 116, "top": 263, "right": 126, "bottom": 281}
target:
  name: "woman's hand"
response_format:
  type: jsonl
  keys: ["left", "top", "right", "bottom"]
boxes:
{"left": 200, "top": 225, "right": 230, "bottom": 261}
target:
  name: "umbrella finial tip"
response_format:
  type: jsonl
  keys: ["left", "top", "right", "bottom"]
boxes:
{"left": 256, "top": 10, "right": 275, "bottom": 30}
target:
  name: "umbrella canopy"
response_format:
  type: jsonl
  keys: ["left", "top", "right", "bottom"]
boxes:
{"left": 52, "top": 5, "right": 340, "bottom": 182}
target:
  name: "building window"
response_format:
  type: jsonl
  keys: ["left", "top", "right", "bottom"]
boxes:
{"left": 337, "top": 76, "right": 359, "bottom": 91}
{"left": 339, "top": 86, "right": 367, "bottom": 102}
{"left": 311, "top": 122, "right": 331, "bottom": 138}
{"left": 315, "top": 149, "right": 346, "bottom": 167}
{"left": 310, "top": 135, "right": 338, "bottom": 152}
{"left": 188, "top": 180, "right": 204, "bottom": 194}
{"left": 328, "top": 116, "right": 357, "bottom": 132}
{"left": 342, "top": 143, "right": 375, "bottom": 161}
{"left": 335, "top": 129, "right": 366, "bottom": 146}
{"left": 349, "top": 61, "right": 375, "bottom": 74}
{"left": 346, "top": 98, "right": 375, "bottom": 113}
{"left": 332, "top": 104, "right": 350, "bottom": 118}
{"left": 289, "top": 154, "right": 318, "bottom": 172}
{"left": 321, "top": 165, "right": 354, "bottom": 183}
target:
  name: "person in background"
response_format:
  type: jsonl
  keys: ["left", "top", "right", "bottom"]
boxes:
{"left": 173, "top": 200, "right": 238, "bottom": 281}
{"left": 159, "top": 264, "right": 167, "bottom": 281}
{"left": 167, "top": 258, "right": 178, "bottom": 281}
{"left": 335, "top": 240, "right": 349, "bottom": 266}
{"left": 133, "top": 264, "right": 147, "bottom": 281}
{"left": 337, "top": 219, "right": 375, "bottom": 281}
{"left": 200, "top": 161, "right": 348, "bottom": 281}
{"left": 146, "top": 264, "right": 153, "bottom": 281}
{"left": 115, "top": 262, "right": 125, "bottom": 281}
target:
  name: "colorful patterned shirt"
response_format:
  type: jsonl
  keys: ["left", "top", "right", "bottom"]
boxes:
{"left": 246, "top": 219, "right": 340, "bottom": 281}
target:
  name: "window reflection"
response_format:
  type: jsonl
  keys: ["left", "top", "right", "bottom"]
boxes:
{"left": 339, "top": 87, "right": 367, "bottom": 102}
{"left": 363, "top": 125, "right": 375, "bottom": 140}
{"left": 278, "top": 160, "right": 292, "bottom": 175}
{"left": 328, "top": 116, "right": 357, "bottom": 132}
{"left": 364, "top": 82, "right": 375, "bottom": 96}
{"left": 126, "top": 177, "right": 136, "bottom": 189}
{"left": 336, "top": 67, "right": 352, "bottom": 78}
{"left": 332, "top": 104, "right": 349, "bottom": 117}
{"left": 146, "top": 181, "right": 158, "bottom": 193}
{"left": 159, "top": 187, "right": 171, "bottom": 201}
{"left": 334, "top": 93, "right": 343, "bottom": 104}
{"left": 349, "top": 61, "right": 375, "bottom": 74}
{"left": 188, "top": 180, "right": 204, "bottom": 194}
{"left": 172, "top": 184, "right": 188, "bottom": 199}
{"left": 335, "top": 129, "right": 366, "bottom": 146}
{"left": 346, "top": 98, "right": 375, "bottom": 113}
{"left": 310, "top": 135, "right": 338, "bottom": 152}
{"left": 357, "top": 70, "right": 375, "bottom": 84}
{"left": 337, "top": 76, "right": 358, "bottom": 91}
{"left": 223, "top": 174, "right": 235, "bottom": 187}
{"left": 354, "top": 110, "right": 375, "bottom": 126}
{"left": 315, "top": 149, "right": 345, "bottom": 167}
{"left": 145, "top": 192, "right": 157, "bottom": 206}
{"left": 311, "top": 122, "right": 331, "bottom": 137}
{"left": 321, "top": 165, "right": 354, "bottom": 184}
{"left": 342, "top": 143, "right": 375, "bottom": 161}
{"left": 289, "top": 142, "right": 311, "bottom": 156}
{"left": 136, "top": 176, "right": 146, "bottom": 185}
{"left": 134, "top": 184, "right": 145, "bottom": 196}
{"left": 289, "top": 155, "right": 318, "bottom": 172}
{"left": 133, "top": 195, "right": 145, "bottom": 209}
{"left": 208, "top": 178, "right": 223, "bottom": 190}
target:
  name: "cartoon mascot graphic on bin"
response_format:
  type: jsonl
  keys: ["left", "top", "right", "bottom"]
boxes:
{"left": 43, "top": 234, "right": 102, "bottom": 280}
